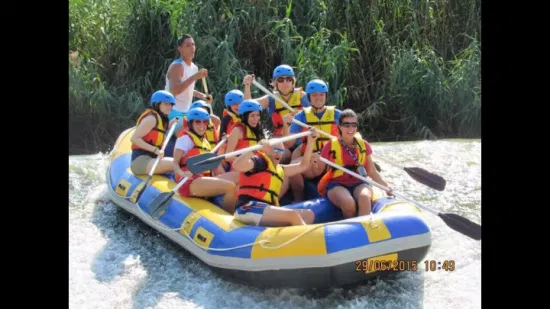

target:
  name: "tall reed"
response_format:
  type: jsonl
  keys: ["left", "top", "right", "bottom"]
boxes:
{"left": 69, "top": 0, "right": 480, "bottom": 154}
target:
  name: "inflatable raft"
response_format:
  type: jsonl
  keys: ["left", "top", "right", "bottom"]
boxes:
{"left": 106, "top": 127, "right": 432, "bottom": 289}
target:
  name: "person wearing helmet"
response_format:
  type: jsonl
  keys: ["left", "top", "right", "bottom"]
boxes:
{"left": 178, "top": 100, "right": 221, "bottom": 147}
{"left": 242, "top": 65, "right": 311, "bottom": 163}
{"left": 231, "top": 127, "right": 319, "bottom": 226}
{"left": 283, "top": 78, "right": 342, "bottom": 202}
{"left": 317, "top": 109, "right": 392, "bottom": 218}
{"left": 220, "top": 89, "right": 244, "bottom": 136}
{"left": 172, "top": 108, "right": 239, "bottom": 213}
{"left": 130, "top": 90, "right": 178, "bottom": 175}
{"left": 164, "top": 34, "right": 212, "bottom": 156}
{"left": 222, "top": 99, "right": 266, "bottom": 168}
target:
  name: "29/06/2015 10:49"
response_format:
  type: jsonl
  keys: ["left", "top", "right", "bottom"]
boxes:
{"left": 355, "top": 259, "right": 456, "bottom": 273}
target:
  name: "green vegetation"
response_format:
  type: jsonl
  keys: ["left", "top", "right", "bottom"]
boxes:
{"left": 69, "top": 0, "right": 480, "bottom": 155}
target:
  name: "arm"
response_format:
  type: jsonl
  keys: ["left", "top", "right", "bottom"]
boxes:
{"left": 211, "top": 114, "right": 221, "bottom": 133}
{"left": 130, "top": 116, "right": 161, "bottom": 155}
{"left": 232, "top": 140, "right": 270, "bottom": 173}
{"left": 231, "top": 151, "right": 256, "bottom": 173}
{"left": 167, "top": 65, "right": 207, "bottom": 95}
{"left": 193, "top": 90, "right": 207, "bottom": 100}
{"left": 243, "top": 74, "right": 270, "bottom": 109}
{"left": 172, "top": 136, "right": 194, "bottom": 178}
{"left": 282, "top": 129, "right": 318, "bottom": 177}
{"left": 223, "top": 125, "right": 243, "bottom": 162}
{"left": 283, "top": 111, "right": 305, "bottom": 149}
{"left": 366, "top": 155, "right": 390, "bottom": 188}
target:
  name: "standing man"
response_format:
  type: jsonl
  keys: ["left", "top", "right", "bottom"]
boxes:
{"left": 164, "top": 34, "right": 211, "bottom": 156}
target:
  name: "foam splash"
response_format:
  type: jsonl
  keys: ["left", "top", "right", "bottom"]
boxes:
{"left": 69, "top": 139, "right": 481, "bottom": 309}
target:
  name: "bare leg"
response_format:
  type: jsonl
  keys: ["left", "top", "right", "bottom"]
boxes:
{"left": 353, "top": 184, "right": 373, "bottom": 216}
{"left": 327, "top": 186, "right": 356, "bottom": 218}
{"left": 216, "top": 171, "right": 239, "bottom": 184}
{"left": 145, "top": 158, "right": 174, "bottom": 175}
{"left": 189, "top": 177, "right": 237, "bottom": 213}
{"left": 259, "top": 206, "right": 306, "bottom": 226}
{"left": 294, "top": 209, "right": 315, "bottom": 224}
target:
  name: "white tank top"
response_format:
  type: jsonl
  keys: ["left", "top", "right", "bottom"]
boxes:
{"left": 165, "top": 58, "right": 198, "bottom": 113}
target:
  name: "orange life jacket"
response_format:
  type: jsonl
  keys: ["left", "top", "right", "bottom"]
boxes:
{"left": 237, "top": 151, "right": 285, "bottom": 206}
{"left": 271, "top": 88, "right": 305, "bottom": 136}
{"left": 233, "top": 123, "right": 260, "bottom": 152}
{"left": 221, "top": 109, "right": 241, "bottom": 136}
{"left": 131, "top": 109, "right": 167, "bottom": 151}
{"left": 301, "top": 105, "right": 340, "bottom": 152}
{"left": 317, "top": 136, "right": 369, "bottom": 196}
{"left": 175, "top": 130, "right": 212, "bottom": 182}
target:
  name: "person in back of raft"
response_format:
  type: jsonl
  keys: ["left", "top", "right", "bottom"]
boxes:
{"left": 172, "top": 108, "right": 238, "bottom": 213}
{"left": 242, "top": 65, "right": 311, "bottom": 164}
{"left": 222, "top": 100, "right": 265, "bottom": 169}
{"left": 217, "top": 89, "right": 245, "bottom": 171}
{"left": 130, "top": 90, "right": 178, "bottom": 175}
{"left": 231, "top": 128, "right": 318, "bottom": 226}
{"left": 282, "top": 79, "right": 342, "bottom": 202}
{"left": 317, "top": 109, "right": 393, "bottom": 217}
{"left": 164, "top": 34, "right": 211, "bottom": 157}
{"left": 220, "top": 89, "right": 244, "bottom": 137}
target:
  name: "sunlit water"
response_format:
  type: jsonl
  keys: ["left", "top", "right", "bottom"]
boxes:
{"left": 69, "top": 139, "right": 481, "bottom": 309}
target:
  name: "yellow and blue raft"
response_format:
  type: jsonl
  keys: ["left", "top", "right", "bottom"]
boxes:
{"left": 106, "top": 127, "right": 432, "bottom": 289}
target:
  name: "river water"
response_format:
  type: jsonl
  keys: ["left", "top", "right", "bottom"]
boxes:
{"left": 69, "top": 139, "right": 481, "bottom": 309}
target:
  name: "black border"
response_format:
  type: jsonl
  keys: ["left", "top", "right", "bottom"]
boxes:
{"left": 54, "top": 0, "right": 518, "bottom": 307}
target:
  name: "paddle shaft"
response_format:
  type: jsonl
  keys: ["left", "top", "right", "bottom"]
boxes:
{"left": 219, "top": 130, "right": 313, "bottom": 160}
{"left": 202, "top": 77, "right": 209, "bottom": 96}
{"left": 172, "top": 137, "right": 228, "bottom": 192}
{"left": 252, "top": 79, "right": 446, "bottom": 190}
{"left": 319, "top": 157, "right": 438, "bottom": 217}
{"left": 252, "top": 80, "right": 336, "bottom": 140}
{"left": 148, "top": 118, "right": 179, "bottom": 177}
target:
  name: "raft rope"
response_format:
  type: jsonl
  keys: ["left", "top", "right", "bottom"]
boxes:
{"left": 131, "top": 200, "right": 380, "bottom": 251}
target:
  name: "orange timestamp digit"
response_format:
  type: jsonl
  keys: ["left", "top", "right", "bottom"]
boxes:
{"left": 355, "top": 259, "right": 418, "bottom": 273}
{"left": 423, "top": 260, "right": 456, "bottom": 271}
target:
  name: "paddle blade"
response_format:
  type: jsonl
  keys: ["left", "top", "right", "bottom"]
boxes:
{"left": 187, "top": 153, "right": 222, "bottom": 174}
{"left": 147, "top": 191, "right": 176, "bottom": 220}
{"left": 404, "top": 167, "right": 446, "bottom": 191}
{"left": 129, "top": 176, "right": 151, "bottom": 203}
{"left": 439, "top": 213, "right": 481, "bottom": 241}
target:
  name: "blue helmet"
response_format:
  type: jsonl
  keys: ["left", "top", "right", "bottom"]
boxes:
{"left": 187, "top": 108, "right": 211, "bottom": 122}
{"left": 238, "top": 99, "right": 263, "bottom": 115}
{"left": 150, "top": 90, "right": 176, "bottom": 106}
{"left": 189, "top": 100, "right": 211, "bottom": 114}
{"left": 224, "top": 90, "right": 244, "bottom": 108}
{"left": 272, "top": 64, "right": 295, "bottom": 79}
{"left": 306, "top": 79, "right": 328, "bottom": 95}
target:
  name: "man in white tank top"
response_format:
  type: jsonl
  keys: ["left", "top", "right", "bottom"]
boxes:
{"left": 164, "top": 34, "right": 211, "bottom": 157}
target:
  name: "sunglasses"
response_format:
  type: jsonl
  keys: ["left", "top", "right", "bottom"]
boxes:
{"left": 273, "top": 147, "right": 285, "bottom": 154}
{"left": 193, "top": 120, "right": 209, "bottom": 125}
{"left": 276, "top": 77, "right": 293, "bottom": 83}
{"left": 341, "top": 122, "right": 358, "bottom": 128}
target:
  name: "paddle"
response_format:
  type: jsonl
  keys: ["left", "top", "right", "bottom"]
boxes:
{"left": 188, "top": 130, "right": 313, "bottom": 175}
{"left": 319, "top": 157, "right": 481, "bottom": 241}
{"left": 371, "top": 154, "right": 446, "bottom": 191}
{"left": 129, "top": 117, "right": 179, "bottom": 203}
{"left": 146, "top": 137, "right": 228, "bottom": 220}
{"left": 202, "top": 77, "right": 212, "bottom": 103}
{"left": 251, "top": 80, "right": 446, "bottom": 191}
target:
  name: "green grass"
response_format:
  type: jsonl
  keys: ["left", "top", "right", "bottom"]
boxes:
{"left": 69, "top": 0, "right": 480, "bottom": 154}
